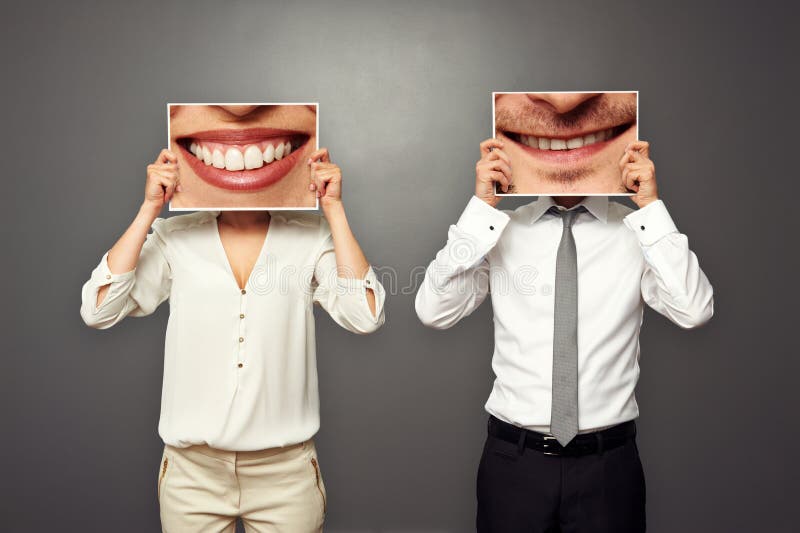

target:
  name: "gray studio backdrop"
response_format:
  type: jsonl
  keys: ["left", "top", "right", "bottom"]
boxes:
{"left": 2, "top": 1, "right": 797, "bottom": 532}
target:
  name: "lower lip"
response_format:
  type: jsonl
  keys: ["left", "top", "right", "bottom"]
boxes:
{"left": 179, "top": 139, "right": 307, "bottom": 191}
{"left": 504, "top": 133, "right": 618, "bottom": 165}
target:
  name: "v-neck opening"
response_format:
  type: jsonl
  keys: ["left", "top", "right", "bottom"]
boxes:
{"left": 213, "top": 212, "right": 273, "bottom": 291}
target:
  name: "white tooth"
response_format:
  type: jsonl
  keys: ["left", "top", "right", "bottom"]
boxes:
{"left": 530, "top": 136, "right": 540, "bottom": 147}
{"left": 566, "top": 137, "right": 584, "bottom": 149}
{"left": 284, "top": 141, "right": 292, "bottom": 155}
{"left": 202, "top": 146, "right": 212, "bottom": 165}
{"left": 244, "top": 145, "right": 264, "bottom": 169}
{"left": 225, "top": 148, "right": 244, "bottom": 171}
{"left": 584, "top": 133, "right": 596, "bottom": 145}
{"left": 190, "top": 142, "right": 198, "bottom": 156}
{"left": 274, "top": 142, "right": 285, "bottom": 160}
{"left": 597, "top": 129, "right": 608, "bottom": 141}
{"left": 263, "top": 144, "right": 275, "bottom": 163}
{"left": 212, "top": 149, "right": 225, "bottom": 169}
{"left": 538, "top": 137, "right": 550, "bottom": 150}
{"left": 550, "top": 139, "right": 567, "bottom": 150}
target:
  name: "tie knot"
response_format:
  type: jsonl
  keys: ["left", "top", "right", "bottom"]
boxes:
{"left": 549, "top": 205, "right": 585, "bottom": 228}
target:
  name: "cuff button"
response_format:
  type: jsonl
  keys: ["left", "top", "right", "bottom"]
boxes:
{"left": 106, "top": 274, "right": 111, "bottom": 280}
{"left": 640, "top": 225, "right": 646, "bottom": 231}
{"left": 489, "top": 225, "right": 495, "bottom": 231}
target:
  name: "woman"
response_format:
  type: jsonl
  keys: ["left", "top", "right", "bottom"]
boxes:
{"left": 80, "top": 146, "right": 385, "bottom": 532}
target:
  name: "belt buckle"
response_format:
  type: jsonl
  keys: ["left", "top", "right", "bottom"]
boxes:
{"left": 541, "top": 435, "right": 561, "bottom": 456}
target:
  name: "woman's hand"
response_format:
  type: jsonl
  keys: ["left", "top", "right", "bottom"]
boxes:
{"left": 307, "top": 148, "right": 343, "bottom": 210}
{"left": 143, "top": 149, "right": 180, "bottom": 216}
{"left": 476, "top": 138, "right": 512, "bottom": 207}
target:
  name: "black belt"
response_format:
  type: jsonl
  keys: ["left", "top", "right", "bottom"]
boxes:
{"left": 488, "top": 415, "right": 636, "bottom": 457}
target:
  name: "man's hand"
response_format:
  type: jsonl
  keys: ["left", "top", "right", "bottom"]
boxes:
{"left": 476, "top": 138, "right": 512, "bottom": 207}
{"left": 619, "top": 140, "right": 658, "bottom": 208}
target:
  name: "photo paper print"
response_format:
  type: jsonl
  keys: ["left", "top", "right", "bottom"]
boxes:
{"left": 493, "top": 91, "right": 638, "bottom": 196}
{"left": 168, "top": 103, "right": 319, "bottom": 210}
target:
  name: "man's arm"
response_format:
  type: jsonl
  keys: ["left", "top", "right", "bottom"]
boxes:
{"left": 415, "top": 196, "right": 510, "bottom": 328}
{"left": 621, "top": 141, "right": 714, "bottom": 328}
{"left": 416, "top": 138, "right": 513, "bottom": 328}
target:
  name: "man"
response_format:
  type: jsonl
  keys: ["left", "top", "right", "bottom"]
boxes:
{"left": 494, "top": 91, "right": 637, "bottom": 194}
{"left": 415, "top": 100, "right": 713, "bottom": 531}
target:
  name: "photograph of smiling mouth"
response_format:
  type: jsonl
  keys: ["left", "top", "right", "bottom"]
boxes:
{"left": 177, "top": 129, "right": 311, "bottom": 191}
{"left": 501, "top": 121, "right": 636, "bottom": 161}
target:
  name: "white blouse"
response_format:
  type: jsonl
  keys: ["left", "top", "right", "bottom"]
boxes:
{"left": 80, "top": 210, "right": 385, "bottom": 451}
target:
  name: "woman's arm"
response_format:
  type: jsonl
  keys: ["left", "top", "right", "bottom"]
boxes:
{"left": 309, "top": 148, "right": 377, "bottom": 316}
{"left": 95, "top": 149, "right": 178, "bottom": 307}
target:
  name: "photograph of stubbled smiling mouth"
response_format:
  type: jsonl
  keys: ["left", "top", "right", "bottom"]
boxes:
{"left": 168, "top": 104, "right": 318, "bottom": 210}
{"left": 494, "top": 92, "right": 638, "bottom": 195}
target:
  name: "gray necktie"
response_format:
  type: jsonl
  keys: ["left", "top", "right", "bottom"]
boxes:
{"left": 550, "top": 206, "right": 584, "bottom": 446}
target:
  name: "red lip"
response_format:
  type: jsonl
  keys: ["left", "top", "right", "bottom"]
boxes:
{"left": 186, "top": 127, "right": 303, "bottom": 143}
{"left": 179, "top": 137, "right": 309, "bottom": 191}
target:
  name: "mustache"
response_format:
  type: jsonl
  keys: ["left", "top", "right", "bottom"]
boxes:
{"left": 495, "top": 95, "right": 636, "bottom": 136}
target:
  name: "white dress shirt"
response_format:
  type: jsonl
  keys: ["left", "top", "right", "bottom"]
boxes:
{"left": 416, "top": 196, "right": 713, "bottom": 433}
{"left": 81, "top": 210, "right": 385, "bottom": 451}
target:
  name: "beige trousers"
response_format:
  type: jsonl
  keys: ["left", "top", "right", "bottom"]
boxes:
{"left": 157, "top": 439, "right": 327, "bottom": 533}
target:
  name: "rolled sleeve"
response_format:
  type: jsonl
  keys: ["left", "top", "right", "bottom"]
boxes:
{"left": 80, "top": 223, "right": 172, "bottom": 329}
{"left": 93, "top": 252, "right": 136, "bottom": 299}
{"left": 313, "top": 235, "right": 386, "bottom": 335}
{"left": 623, "top": 199, "right": 678, "bottom": 246}
{"left": 81, "top": 251, "right": 138, "bottom": 325}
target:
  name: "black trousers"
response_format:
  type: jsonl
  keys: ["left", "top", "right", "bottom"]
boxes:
{"left": 476, "top": 425, "right": 646, "bottom": 533}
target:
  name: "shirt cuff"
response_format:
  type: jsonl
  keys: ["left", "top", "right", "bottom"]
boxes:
{"left": 336, "top": 265, "right": 379, "bottom": 292}
{"left": 624, "top": 199, "right": 678, "bottom": 246}
{"left": 456, "top": 195, "right": 511, "bottom": 244}
{"left": 93, "top": 252, "right": 136, "bottom": 284}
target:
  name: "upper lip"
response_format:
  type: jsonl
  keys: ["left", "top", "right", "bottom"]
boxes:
{"left": 178, "top": 127, "right": 306, "bottom": 143}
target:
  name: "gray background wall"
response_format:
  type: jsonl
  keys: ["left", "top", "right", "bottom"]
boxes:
{"left": 2, "top": 1, "right": 797, "bottom": 531}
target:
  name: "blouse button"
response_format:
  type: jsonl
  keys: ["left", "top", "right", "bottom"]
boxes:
{"left": 237, "top": 362, "right": 243, "bottom": 368}
{"left": 241, "top": 289, "right": 247, "bottom": 295}
{"left": 240, "top": 313, "right": 245, "bottom": 319}
{"left": 239, "top": 337, "right": 244, "bottom": 343}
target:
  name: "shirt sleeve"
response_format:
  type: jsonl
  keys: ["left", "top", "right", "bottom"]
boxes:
{"left": 79, "top": 220, "right": 172, "bottom": 329}
{"left": 415, "top": 195, "right": 510, "bottom": 329}
{"left": 623, "top": 200, "right": 714, "bottom": 329}
{"left": 312, "top": 230, "right": 386, "bottom": 335}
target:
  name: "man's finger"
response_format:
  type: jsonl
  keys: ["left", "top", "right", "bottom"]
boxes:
{"left": 480, "top": 138, "right": 504, "bottom": 156}
{"left": 482, "top": 159, "right": 512, "bottom": 178}
{"left": 493, "top": 172, "right": 511, "bottom": 193}
{"left": 619, "top": 150, "right": 635, "bottom": 170}
{"left": 625, "top": 140, "right": 649, "bottom": 159}
{"left": 486, "top": 148, "right": 511, "bottom": 166}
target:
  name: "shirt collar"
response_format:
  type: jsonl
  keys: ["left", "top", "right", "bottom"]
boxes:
{"left": 527, "top": 196, "right": 609, "bottom": 224}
